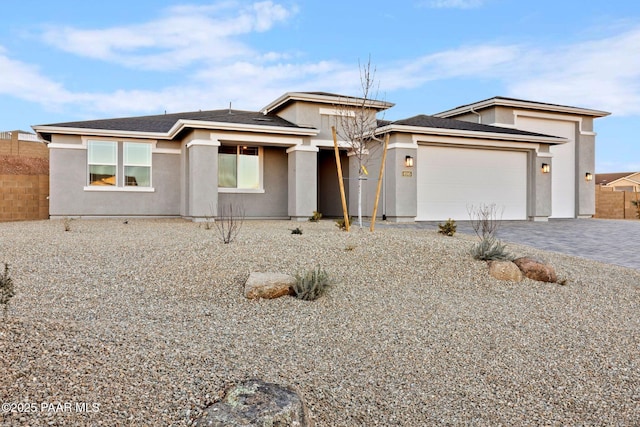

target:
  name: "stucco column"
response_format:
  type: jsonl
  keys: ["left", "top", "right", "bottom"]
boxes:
{"left": 384, "top": 143, "right": 417, "bottom": 222}
{"left": 187, "top": 139, "right": 219, "bottom": 221}
{"left": 529, "top": 151, "right": 552, "bottom": 221}
{"left": 576, "top": 133, "right": 596, "bottom": 218}
{"left": 287, "top": 145, "right": 318, "bottom": 221}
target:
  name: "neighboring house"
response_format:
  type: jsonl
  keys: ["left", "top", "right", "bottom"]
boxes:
{"left": 32, "top": 92, "right": 609, "bottom": 222}
{"left": 596, "top": 172, "right": 640, "bottom": 192}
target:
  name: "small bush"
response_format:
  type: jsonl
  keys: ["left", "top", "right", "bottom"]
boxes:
{"left": 335, "top": 216, "right": 352, "bottom": 231}
{"left": 291, "top": 227, "right": 303, "bottom": 235}
{"left": 0, "top": 263, "right": 15, "bottom": 320}
{"left": 293, "top": 266, "right": 331, "bottom": 301}
{"left": 215, "top": 203, "right": 245, "bottom": 244}
{"left": 438, "top": 218, "right": 457, "bottom": 236}
{"left": 471, "top": 237, "right": 512, "bottom": 261}
{"left": 309, "top": 211, "right": 323, "bottom": 222}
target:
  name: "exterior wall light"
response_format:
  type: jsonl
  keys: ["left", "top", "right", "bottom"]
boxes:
{"left": 405, "top": 155, "right": 414, "bottom": 168}
{"left": 585, "top": 172, "right": 593, "bottom": 181}
{"left": 541, "top": 163, "right": 550, "bottom": 173}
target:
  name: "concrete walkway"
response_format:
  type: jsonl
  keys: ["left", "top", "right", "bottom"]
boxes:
{"left": 379, "top": 218, "right": 640, "bottom": 270}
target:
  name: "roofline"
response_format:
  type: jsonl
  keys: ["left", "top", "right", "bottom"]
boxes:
{"left": 434, "top": 97, "right": 611, "bottom": 119}
{"left": 603, "top": 175, "right": 640, "bottom": 186}
{"left": 375, "top": 124, "right": 568, "bottom": 144}
{"left": 32, "top": 119, "right": 319, "bottom": 141}
{"left": 262, "top": 92, "right": 395, "bottom": 114}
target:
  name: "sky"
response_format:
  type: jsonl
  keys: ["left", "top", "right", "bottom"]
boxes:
{"left": 1, "top": 0, "right": 639, "bottom": 172}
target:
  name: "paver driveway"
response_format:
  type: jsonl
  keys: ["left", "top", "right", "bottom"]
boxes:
{"left": 389, "top": 218, "right": 640, "bottom": 270}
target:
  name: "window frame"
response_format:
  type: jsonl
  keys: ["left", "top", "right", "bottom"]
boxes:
{"left": 84, "top": 139, "right": 155, "bottom": 192}
{"left": 218, "top": 145, "right": 264, "bottom": 193}
{"left": 123, "top": 142, "right": 152, "bottom": 188}
{"left": 87, "top": 140, "right": 118, "bottom": 187}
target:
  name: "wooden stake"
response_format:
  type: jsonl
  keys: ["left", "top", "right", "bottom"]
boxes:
{"left": 370, "top": 133, "right": 389, "bottom": 232}
{"left": 332, "top": 126, "right": 350, "bottom": 232}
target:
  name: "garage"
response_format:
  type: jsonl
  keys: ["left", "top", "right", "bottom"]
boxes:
{"left": 416, "top": 145, "right": 528, "bottom": 221}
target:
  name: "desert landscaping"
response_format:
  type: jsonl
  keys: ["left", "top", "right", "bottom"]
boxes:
{"left": 0, "top": 218, "right": 638, "bottom": 426}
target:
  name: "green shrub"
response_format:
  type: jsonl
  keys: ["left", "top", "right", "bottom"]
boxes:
{"left": 335, "top": 216, "right": 352, "bottom": 231}
{"left": 471, "top": 237, "right": 512, "bottom": 261}
{"left": 0, "top": 263, "right": 15, "bottom": 320}
{"left": 291, "top": 227, "right": 303, "bottom": 235}
{"left": 438, "top": 218, "right": 457, "bottom": 236}
{"left": 293, "top": 266, "right": 331, "bottom": 301}
{"left": 309, "top": 211, "right": 323, "bottom": 222}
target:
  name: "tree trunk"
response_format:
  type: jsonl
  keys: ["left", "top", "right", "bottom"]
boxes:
{"left": 357, "top": 175, "right": 363, "bottom": 228}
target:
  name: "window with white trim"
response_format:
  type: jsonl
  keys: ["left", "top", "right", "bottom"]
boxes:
{"left": 87, "top": 140, "right": 152, "bottom": 188}
{"left": 88, "top": 141, "right": 117, "bottom": 186}
{"left": 124, "top": 142, "right": 151, "bottom": 187}
{"left": 218, "top": 145, "right": 261, "bottom": 190}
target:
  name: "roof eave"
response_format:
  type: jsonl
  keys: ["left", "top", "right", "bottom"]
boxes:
{"left": 375, "top": 124, "right": 567, "bottom": 144}
{"left": 32, "top": 125, "right": 169, "bottom": 141}
{"left": 33, "top": 120, "right": 319, "bottom": 141}
{"left": 435, "top": 98, "right": 611, "bottom": 118}
{"left": 262, "top": 92, "right": 394, "bottom": 114}
{"left": 170, "top": 119, "right": 319, "bottom": 137}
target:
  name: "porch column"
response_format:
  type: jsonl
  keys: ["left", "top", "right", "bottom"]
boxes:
{"left": 529, "top": 150, "right": 552, "bottom": 221}
{"left": 187, "top": 139, "right": 219, "bottom": 221}
{"left": 287, "top": 145, "right": 318, "bottom": 221}
{"left": 576, "top": 133, "right": 596, "bottom": 218}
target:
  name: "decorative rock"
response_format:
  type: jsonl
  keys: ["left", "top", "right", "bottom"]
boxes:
{"left": 244, "top": 272, "right": 296, "bottom": 299}
{"left": 513, "top": 257, "right": 557, "bottom": 283}
{"left": 193, "top": 379, "right": 311, "bottom": 426}
{"left": 488, "top": 260, "right": 523, "bottom": 282}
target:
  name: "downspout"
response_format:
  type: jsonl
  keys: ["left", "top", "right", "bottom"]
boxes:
{"left": 470, "top": 106, "right": 482, "bottom": 124}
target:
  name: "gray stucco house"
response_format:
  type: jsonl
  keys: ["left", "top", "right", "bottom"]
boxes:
{"left": 33, "top": 92, "right": 609, "bottom": 222}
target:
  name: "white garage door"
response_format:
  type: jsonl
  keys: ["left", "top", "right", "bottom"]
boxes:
{"left": 416, "top": 145, "right": 528, "bottom": 221}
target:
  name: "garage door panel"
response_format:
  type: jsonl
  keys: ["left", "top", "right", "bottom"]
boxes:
{"left": 417, "top": 146, "right": 527, "bottom": 221}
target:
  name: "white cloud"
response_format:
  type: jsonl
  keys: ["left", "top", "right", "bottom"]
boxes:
{"left": 422, "top": 0, "right": 485, "bottom": 9}
{"left": 377, "top": 26, "right": 640, "bottom": 116}
{"left": 0, "top": 46, "right": 78, "bottom": 105}
{"left": 379, "top": 44, "right": 521, "bottom": 90}
{"left": 505, "top": 28, "right": 640, "bottom": 115}
{"left": 41, "top": 1, "right": 295, "bottom": 71}
{"left": 3, "top": 4, "right": 640, "bottom": 124}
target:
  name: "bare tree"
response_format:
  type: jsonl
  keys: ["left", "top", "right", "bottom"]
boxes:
{"left": 214, "top": 203, "right": 245, "bottom": 244}
{"left": 335, "top": 57, "right": 386, "bottom": 228}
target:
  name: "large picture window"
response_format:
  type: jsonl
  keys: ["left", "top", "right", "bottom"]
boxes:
{"left": 218, "top": 145, "right": 260, "bottom": 190}
{"left": 87, "top": 140, "right": 152, "bottom": 189}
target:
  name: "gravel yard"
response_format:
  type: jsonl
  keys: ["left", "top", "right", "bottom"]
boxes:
{"left": 0, "top": 219, "right": 638, "bottom": 426}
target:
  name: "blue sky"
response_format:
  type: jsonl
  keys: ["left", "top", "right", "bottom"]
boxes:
{"left": 1, "top": 0, "right": 639, "bottom": 172}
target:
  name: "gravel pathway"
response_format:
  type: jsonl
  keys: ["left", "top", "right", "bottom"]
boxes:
{"left": 0, "top": 219, "right": 638, "bottom": 426}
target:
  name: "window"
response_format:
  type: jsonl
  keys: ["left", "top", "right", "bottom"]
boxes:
{"left": 218, "top": 145, "right": 260, "bottom": 190}
{"left": 124, "top": 142, "right": 151, "bottom": 187}
{"left": 87, "top": 140, "right": 152, "bottom": 189}
{"left": 88, "top": 141, "right": 117, "bottom": 186}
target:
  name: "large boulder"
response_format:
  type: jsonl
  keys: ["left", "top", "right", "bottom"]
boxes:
{"left": 513, "top": 257, "right": 557, "bottom": 283}
{"left": 488, "top": 260, "right": 523, "bottom": 282}
{"left": 244, "top": 272, "right": 296, "bottom": 299}
{"left": 193, "top": 379, "right": 311, "bottom": 426}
